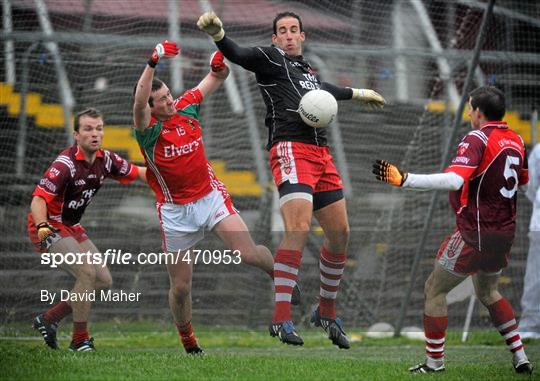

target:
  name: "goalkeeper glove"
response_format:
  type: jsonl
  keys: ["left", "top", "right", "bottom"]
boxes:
{"left": 210, "top": 51, "right": 226, "bottom": 72}
{"left": 36, "top": 222, "right": 60, "bottom": 249}
{"left": 148, "top": 40, "right": 180, "bottom": 68}
{"left": 351, "top": 88, "right": 386, "bottom": 110}
{"left": 197, "top": 11, "right": 225, "bottom": 42}
{"left": 372, "top": 159, "right": 408, "bottom": 186}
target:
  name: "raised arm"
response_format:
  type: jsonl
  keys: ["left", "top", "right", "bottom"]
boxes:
{"left": 133, "top": 40, "right": 180, "bottom": 133}
{"left": 196, "top": 51, "right": 230, "bottom": 98}
{"left": 197, "top": 11, "right": 269, "bottom": 72}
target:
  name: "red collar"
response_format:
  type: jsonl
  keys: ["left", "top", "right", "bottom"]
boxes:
{"left": 480, "top": 121, "right": 508, "bottom": 130}
{"left": 74, "top": 145, "right": 103, "bottom": 161}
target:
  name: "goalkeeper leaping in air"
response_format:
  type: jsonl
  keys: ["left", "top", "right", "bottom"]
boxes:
{"left": 198, "top": 10, "right": 386, "bottom": 348}
{"left": 132, "top": 41, "right": 296, "bottom": 354}
{"left": 373, "top": 86, "right": 533, "bottom": 375}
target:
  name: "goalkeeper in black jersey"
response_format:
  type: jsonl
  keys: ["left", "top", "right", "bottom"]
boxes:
{"left": 198, "top": 10, "right": 386, "bottom": 348}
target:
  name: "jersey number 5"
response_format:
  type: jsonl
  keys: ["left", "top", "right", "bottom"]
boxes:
{"left": 500, "top": 155, "right": 520, "bottom": 199}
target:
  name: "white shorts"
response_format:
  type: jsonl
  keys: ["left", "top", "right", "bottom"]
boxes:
{"left": 157, "top": 188, "right": 237, "bottom": 252}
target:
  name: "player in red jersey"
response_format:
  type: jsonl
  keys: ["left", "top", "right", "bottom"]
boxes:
{"left": 30, "top": 108, "right": 147, "bottom": 351}
{"left": 198, "top": 10, "right": 386, "bottom": 348}
{"left": 373, "top": 86, "right": 533, "bottom": 374}
{"left": 133, "top": 41, "right": 278, "bottom": 354}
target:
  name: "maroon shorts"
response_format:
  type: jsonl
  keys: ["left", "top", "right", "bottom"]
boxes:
{"left": 269, "top": 141, "right": 343, "bottom": 193}
{"left": 436, "top": 228, "right": 510, "bottom": 276}
{"left": 28, "top": 214, "right": 89, "bottom": 253}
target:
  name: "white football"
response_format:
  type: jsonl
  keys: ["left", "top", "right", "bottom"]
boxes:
{"left": 298, "top": 89, "right": 338, "bottom": 128}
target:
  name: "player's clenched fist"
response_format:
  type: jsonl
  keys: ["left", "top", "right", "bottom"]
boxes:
{"left": 210, "top": 51, "right": 226, "bottom": 72}
{"left": 148, "top": 40, "right": 180, "bottom": 68}
{"left": 372, "top": 159, "right": 407, "bottom": 186}
{"left": 352, "top": 88, "right": 386, "bottom": 110}
{"left": 197, "top": 11, "right": 225, "bottom": 42}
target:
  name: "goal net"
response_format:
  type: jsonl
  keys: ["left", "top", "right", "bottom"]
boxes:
{"left": 1, "top": 0, "right": 539, "bottom": 331}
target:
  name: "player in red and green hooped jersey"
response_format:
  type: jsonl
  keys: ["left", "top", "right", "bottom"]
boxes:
{"left": 133, "top": 40, "right": 278, "bottom": 354}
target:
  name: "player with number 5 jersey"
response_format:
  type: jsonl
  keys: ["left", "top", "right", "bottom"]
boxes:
{"left": 373, "top": 86, "right": 533, "bottom": 375}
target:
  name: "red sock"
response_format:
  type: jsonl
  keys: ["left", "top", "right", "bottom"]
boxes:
{"left": 319, "top": 247, "right": 346, "bottom": 319}
{"left": 72, "top": 321, "right": 89, "bottom": 345}
{"left": 487, "top": 298, "right": 524, "bottom": 354}
{"left": 272, "top": 249, "right": 301, "bottom": 323}
{"left": 175, "top": 321, "right": 198, "bottom": 351}
{"left": 44, "top": 301, "right": 72, "bottom": 324}
{"left": 424, "top": 314, "right": 447, "bottom": 362}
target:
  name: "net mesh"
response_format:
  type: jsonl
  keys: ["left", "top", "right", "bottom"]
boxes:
{"left": 1, "top": 0, "right": 539, "bottom": 330}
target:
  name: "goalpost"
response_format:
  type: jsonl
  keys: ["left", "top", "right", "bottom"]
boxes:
{"left": 1, "top": 0, "right": 538, "bottom": 331}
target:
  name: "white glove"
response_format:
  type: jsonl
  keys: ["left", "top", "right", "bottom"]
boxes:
{"left": 197, "top": 11, "right": 225, "bottom": 42}
{"left": 351, "top": 88, "right": 386, "bottom": 110}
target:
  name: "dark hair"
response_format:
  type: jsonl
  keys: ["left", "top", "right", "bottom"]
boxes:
{"left": 132, "top": 77, "right": 166, "bottom": 107}
{"left": 469, "top": 86, "right": 506, "bottom": 121}
{"left": 74, "top": 108, "right": 102, "bottom": 132}
{"left": 273, "top": 11, "right": 303, "bottom": 34}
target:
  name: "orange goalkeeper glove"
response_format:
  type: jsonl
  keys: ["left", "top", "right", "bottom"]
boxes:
{"left": 372, "top": 159, "right": 408, "bottom": 186}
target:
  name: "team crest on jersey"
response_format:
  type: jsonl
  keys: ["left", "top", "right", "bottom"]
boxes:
{"left": 48, "top": 167, "right": 60, "bottom": 179}
{"left": 185, "top": 119, "right": 197, "bottom": 131}
{"left": 283, "top": 164, "right": 292, "bottom": 175}
{"left": 457, "top": 142, "right": 469, "bottom": 156}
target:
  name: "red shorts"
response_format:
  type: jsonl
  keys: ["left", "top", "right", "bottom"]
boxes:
{"left": 436, "top": 228, "right": 510, "bottom": 276}
{"left": 269, "top": 141, "right": 343, "bottom": 193}
{"left": 27, "top": 214, "right": 89, "bottom": 253}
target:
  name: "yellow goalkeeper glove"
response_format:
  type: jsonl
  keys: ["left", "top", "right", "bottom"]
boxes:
{"left": 351, "top": 88, "right": 386, "bottom": 110}
{"left": 372, "top": 159, "right": 408, "bottom": 186}
{"left": 197, "top": 11, "right": 225, "bottom": 42}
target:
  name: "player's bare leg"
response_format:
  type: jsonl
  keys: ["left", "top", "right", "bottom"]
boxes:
{"left": 79, "top": 239, "right": 113, "bottom": 292}
{"left": 280, "top": 198, "right": 312, "bottom": 251}
{"left": 410, "top": 263, "right": 463, "bottom": 372}
{"left": 33, "top": 237, "right": 97, "bottom": 351}
{"left": 312, "top": 198, "right": 351, "bottom": 348}
{"left": 473, "top": 272, "right": 533, "bottom": 374}
{"left": 166, "top": 257, "right": 202, "bottom": 354}
{"left": 213, "top": 214, "right": 273, "bottom": 272}
{"left": 267, "top": 198, "right": 312, "bottom": 345}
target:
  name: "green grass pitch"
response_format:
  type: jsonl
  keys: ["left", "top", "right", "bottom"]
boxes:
{"left": 1, "top": 322, "right": 539, "bottom": 380}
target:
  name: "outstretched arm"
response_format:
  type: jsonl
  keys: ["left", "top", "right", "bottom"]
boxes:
{"left": 196, "top": 51, "right": 230, "bottom": 98}
{"left": 321, "top": 82, "right": 386, "bottom": 110}
{"left": 133, "top": 40, "right": 180, "bottom": 133}
{"left": 372, "top": 160, "right": 464, "bottom": 191}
